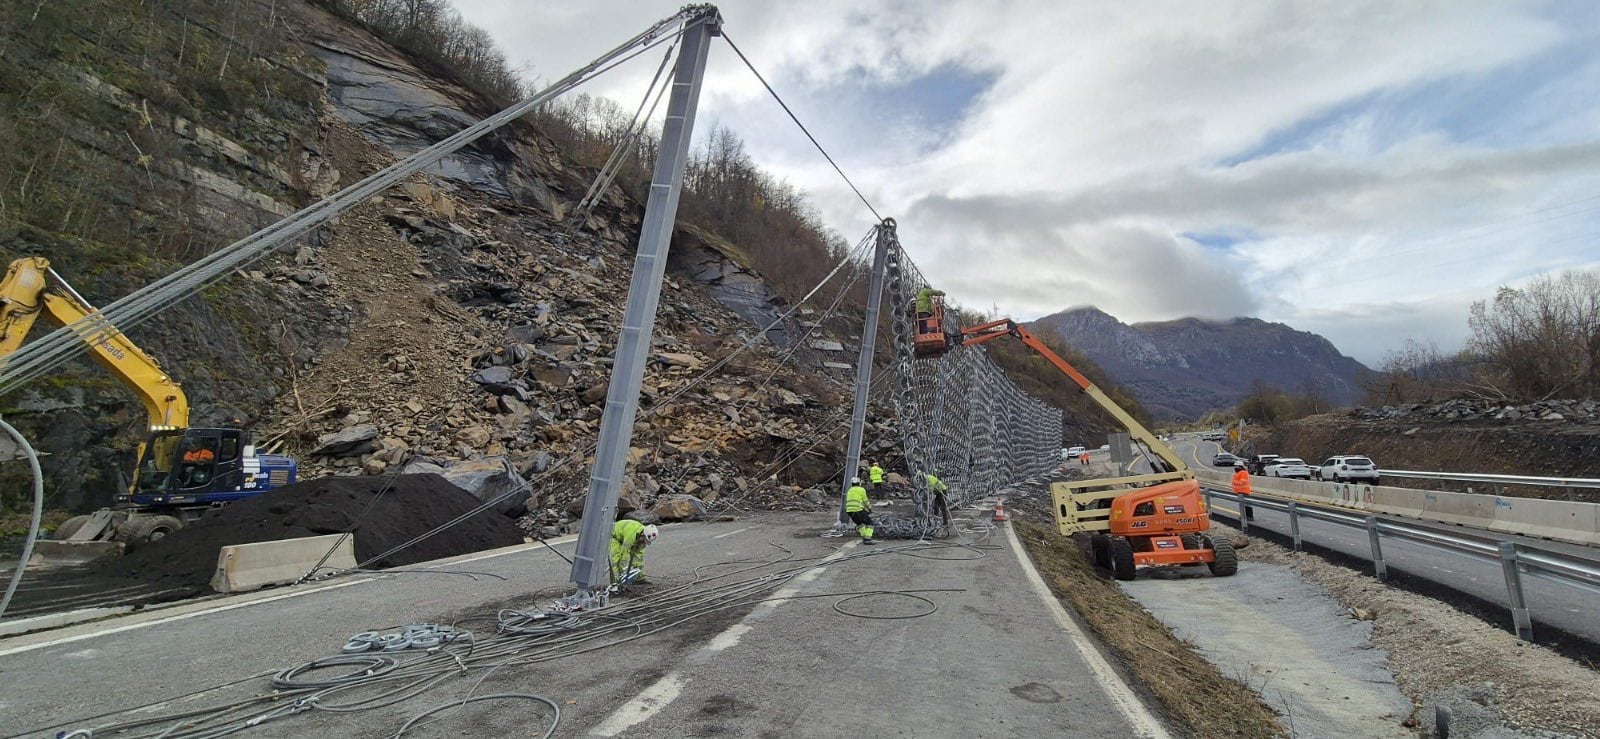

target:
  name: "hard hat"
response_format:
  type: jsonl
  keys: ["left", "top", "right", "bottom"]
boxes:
{"left": 851, "top": 477, "right": 862, "bottom": 484}
{"left": 642, "top": 524, "right": 660, "bottom": 542}
{"left": 1234, "top": 462, "right": 1245, "bottom": 468}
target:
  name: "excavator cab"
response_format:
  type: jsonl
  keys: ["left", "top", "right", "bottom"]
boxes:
{"left": 125, "top": 428, "right": 297, "bottom": 508}
{"left": 913, "top": 294, "right": 951, "bottom": 357}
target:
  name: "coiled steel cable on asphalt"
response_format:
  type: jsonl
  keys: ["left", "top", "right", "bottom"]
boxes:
{"left": 47, "top": 532, "right": 1000, "bottom": 738}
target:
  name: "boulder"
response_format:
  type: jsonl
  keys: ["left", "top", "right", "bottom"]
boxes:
{"left": 427, "top": 457, "right": 532, "bottom": 518}
{"left": 312, "top": 424, "right": 380, "bottom": 457}
{"left": 624, "top": 509, "right": 662, "bottom": 525}
{"left": 654, "top": 352, "right": 701, "bottom": 368}
{"left": 472, "top": 366, "right": 515, "bottom": 386}
{"left": 651, "top": 494, "right": 707, "bottom": 522}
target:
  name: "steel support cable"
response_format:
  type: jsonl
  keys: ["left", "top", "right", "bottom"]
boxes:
{"left": 0, "top": 10, "right": 708, "bottom": 397}
{"left": 719, "top": 32, "right": 883, "bottom": 222}
{"left": 657, "top": 232, "right": 876, "bottom": 493}
{"left": 61, "top": 540, "right": 992, "bottom": 738}
{"left": 569, "top": 36, "right": 681, "bottom": 224}
{"left": 0, "top": 417, "right": 44, "bottom": 618}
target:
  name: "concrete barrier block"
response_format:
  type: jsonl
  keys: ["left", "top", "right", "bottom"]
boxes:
{"left": 1487, "top": 496, "right": 1600, "bottom": 546}
{"left": 210, "top": 534, "right": 356, "bottom": 594}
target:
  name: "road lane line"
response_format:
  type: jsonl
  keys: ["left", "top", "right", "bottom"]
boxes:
{"left": 591, "top": 542, "right": 858, "bottom": 736}
{"left": 0, "top": 577, "right": 375, "bottom": 658}
{"left": 1003, "top": 522, "right": 1171, "bottom": 739}
{"left": 713, "top": 525, "right": 760, "bottom": 540}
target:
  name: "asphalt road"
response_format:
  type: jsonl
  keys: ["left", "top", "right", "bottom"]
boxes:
{"left": 1169, "top": 434, "right": 1600, "bottom": 645}
{"left": 0, "top": 511, "right": 1167, "bottom": 738}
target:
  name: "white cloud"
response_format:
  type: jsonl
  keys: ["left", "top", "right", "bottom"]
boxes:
{"left": 456, "top": 0, "right": 1600, "bottom": 364}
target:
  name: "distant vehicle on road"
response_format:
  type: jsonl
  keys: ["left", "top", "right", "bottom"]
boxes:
{"left": 1247, "top": 454, "right": 1279, "bottom": 475}
{"left": 1314, "top": 456, "right": 1381, "bottom": 484}
{"left": 1099, "top": 444, "right": 1110, "bottom": 451}
{"left": 1211, "top": 452, "right": 1238, "bottom": 467}
{"left": 1264, "top": 458, "right": 1313, "bottom": 479}
{"left": 1202, "top": 431, "right": 1225, "bottom": 442}
{"left": 1063, "top": 445, "right": 1086, "bottom": 460}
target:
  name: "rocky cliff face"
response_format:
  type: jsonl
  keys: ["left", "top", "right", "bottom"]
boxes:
{"left": 1034, "top": 308, "right": 1371, "bottom": 419}
{"left": 0, "top": 0, "right": 876, "bottom": 521}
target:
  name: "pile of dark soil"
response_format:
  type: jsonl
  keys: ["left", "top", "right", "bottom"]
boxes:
{"left": 97, "top": 474, "right": 523, "bottom": 595}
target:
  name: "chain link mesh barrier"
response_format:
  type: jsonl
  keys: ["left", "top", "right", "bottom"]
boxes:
{"left": 880, "top": 239, "right": 1061, "bottom": 537}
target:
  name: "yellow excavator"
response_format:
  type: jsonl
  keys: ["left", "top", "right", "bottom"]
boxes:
{"left": 0, "top": 257, "right": 297, "bottom": 562}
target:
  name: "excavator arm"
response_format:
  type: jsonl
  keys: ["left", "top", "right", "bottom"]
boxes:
{"left": 959, "top": 318, "right": 1188, "bottom": 474}
{"left": 0, "top": 257, "right": 189, "bottom": 430}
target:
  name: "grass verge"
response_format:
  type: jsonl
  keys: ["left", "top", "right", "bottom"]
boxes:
{"left": 1015, "top": 517, "right": 1283, "bottom": 738}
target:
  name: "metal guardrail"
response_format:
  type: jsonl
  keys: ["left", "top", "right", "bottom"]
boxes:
{"left": 1378, "top": 469, "right": 1600, "bottom": 492}
{"left": 1201, "top": 486, "right": 1600, "bottom": 642}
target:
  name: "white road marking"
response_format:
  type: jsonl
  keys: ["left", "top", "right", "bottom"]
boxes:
{"left": 1003, "top": 522, "right": 1172, "bottom": 739}
{"left": 712, "top": 525, "right": 760, "bottom": 540}
{"left": 0, "top": 577, "right": 374, "bottom": 658}
{"left": 420, "top": 534, "right": 578, "bottom": 568}
{"left": 591, "top": 543, "right": 858, "bottom": 735}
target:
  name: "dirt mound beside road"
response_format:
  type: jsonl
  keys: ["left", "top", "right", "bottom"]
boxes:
{"left": 97, "top": 474, "right": 523, "bottom": 597}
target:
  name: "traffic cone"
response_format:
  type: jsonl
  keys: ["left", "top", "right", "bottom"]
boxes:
{"left": 993, "top": 500, "right": 1009, "bottom": 522}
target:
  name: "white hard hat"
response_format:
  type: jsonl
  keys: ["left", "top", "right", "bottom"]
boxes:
{"left": 642, "top": 524, "right": 660, "bottom": 542}
{"left": 851, "top": 477, "right": 862, "bottom": 484}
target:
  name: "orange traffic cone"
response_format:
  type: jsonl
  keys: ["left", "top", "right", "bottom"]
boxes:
{"left": 993, "top": 500, "right": 1009, "bottom": 522}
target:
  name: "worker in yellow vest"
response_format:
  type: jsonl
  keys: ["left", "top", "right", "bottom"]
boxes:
{"left": 867, "top": 461, "right": 885, "bottom": 491}
{"left": 924, "top": 472, "right": 948, "bottom": 497}
{"left": 844, "top": 477, "right": 876, "bottom": 545}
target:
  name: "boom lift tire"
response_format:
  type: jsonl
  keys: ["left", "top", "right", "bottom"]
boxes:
{"left": 1109, "top": 536, "right": 1136, "bottom": 581}
{"left": 1180, "top": 534, "right": 1201, "bottom": 551}
{"left": 1090, "top": 534, "right": 1110, "bottom": 569}
{"left": 1205, "top": 535, "right": 1238, "bottom": 577}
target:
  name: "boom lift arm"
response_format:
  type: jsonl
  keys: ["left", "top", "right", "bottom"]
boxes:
{"left": 0, "top": 257, "right": 189, "bottom": 431}
{"left": 958, "top": 318, "right": 1187, "bottom": 474}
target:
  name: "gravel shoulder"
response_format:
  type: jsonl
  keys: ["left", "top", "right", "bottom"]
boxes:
{"left": 1222, "top": 521, "right": 1600, "bottom": 738}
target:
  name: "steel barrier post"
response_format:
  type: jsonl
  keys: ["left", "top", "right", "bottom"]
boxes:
{"left": 837, "top": 221, "right": 892, "bottom": 526}
{"left": 567, "top": 10, "right": 719, "bottom": 592}
{"left": 1288, "top": 502, "right": 1301, "bottom": 552}
{"left": 1498, "top": 542, "right": 1534, "bottom": 641}
{"left": 1366, "top": 516, "right": 1387, "bottom": 581}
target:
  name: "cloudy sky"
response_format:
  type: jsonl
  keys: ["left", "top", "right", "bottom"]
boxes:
{"left": 456, "top": 0, "right": 1600, "bottom": 366}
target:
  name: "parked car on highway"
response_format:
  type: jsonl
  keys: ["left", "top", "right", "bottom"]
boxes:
{"left": 1099, "top": 444, "right": 1110, "bottom": 451}
{"left": 1062, "top": 446, "right": 1086, "bottom": 460}
{"left": 1264, "top": 457, "right": 1313, "bottom": 479}
{"left": 1202, "top": 431, "right": 1225, "bottom": 442}
{"left": 1247, "top": 454, "right": 1279, "bottom": 475}
{"left": 1211, "top": 452, "right": 1238, "bottom": 467}
{"left": 1314, "top": 456, "right": 1381, "bottom": 484}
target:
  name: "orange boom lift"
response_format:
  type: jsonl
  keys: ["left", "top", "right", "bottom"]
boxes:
{"left": 918, "top": 306, "right": 1236, "bottom": 580}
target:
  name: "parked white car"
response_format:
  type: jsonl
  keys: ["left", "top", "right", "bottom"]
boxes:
{"left": 1264, "top": 458, "right": 1313, "bottom": 480}
{"left": 1314, "top": 456, "right": 1381, "bottom": 484}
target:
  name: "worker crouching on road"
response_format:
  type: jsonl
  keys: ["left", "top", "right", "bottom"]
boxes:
{"left": 868, "top": 461, "right": 885, "bottom": 491}
{"left": 845, "top": 477, "right": 876, "bottom": 545}
{"left": 610, "top": 519, "right": 660, "bottom": 586}
{"left": 1232, "top": 462, "right": 1254, "bottom": 521}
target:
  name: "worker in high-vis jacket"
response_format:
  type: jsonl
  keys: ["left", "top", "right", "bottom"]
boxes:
{"left": 867, "top": 461, "right": 885, "bottom": 490}
{"left": 610, "top": 519, "right": 660, "bottom": 584}
{"left": 1232, "top": 462, "right": 1255, "bottom": 521}
{"left": 924, "top": 472, "right": 949, "bottom": 497}
{"left": 844, "top": 477, "right": 876, "bottom": 545}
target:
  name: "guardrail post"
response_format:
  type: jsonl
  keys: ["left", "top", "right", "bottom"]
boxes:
{"left": 1288, "top": 502, "right": 1301, "bottom": 552}
{"left": 1498, "top": 542, "right": 1534, "bottom": 641}
{"left": 1365, "top": 516, "right": 1387, "bottom": 581}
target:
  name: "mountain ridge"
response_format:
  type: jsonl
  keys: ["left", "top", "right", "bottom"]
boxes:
{"left": 1032, "top": 307, "right": 1371, "bottom": 419}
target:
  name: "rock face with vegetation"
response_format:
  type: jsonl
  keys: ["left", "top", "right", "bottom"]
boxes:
{"left": 1034, "top": 307, "right": 1370, "bottom": 419}
{"left": 0, "top": 0, "right": 1134, "bottom": 530}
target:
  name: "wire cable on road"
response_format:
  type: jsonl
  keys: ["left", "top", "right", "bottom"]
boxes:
{"left": 721, "top": 31, "right": 883, "bottom": 222}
